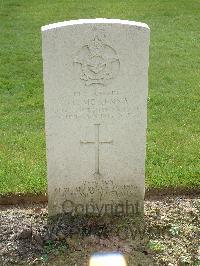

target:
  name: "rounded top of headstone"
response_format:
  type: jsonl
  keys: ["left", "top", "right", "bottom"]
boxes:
{"left": 41, "top": 18, "right": 150, "bottom": 32}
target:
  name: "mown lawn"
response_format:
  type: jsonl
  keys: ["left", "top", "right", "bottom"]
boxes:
{"left": 0, "top": 0, "right": 199, "bottom": 194}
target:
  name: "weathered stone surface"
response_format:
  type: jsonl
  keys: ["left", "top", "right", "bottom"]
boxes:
{"left": 41, "top": 19, "right": 150, "bottom": 216}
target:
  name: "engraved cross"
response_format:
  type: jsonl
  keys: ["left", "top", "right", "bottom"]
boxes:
{"left": 80, "top": 124, "right": 113, "bottom": 175}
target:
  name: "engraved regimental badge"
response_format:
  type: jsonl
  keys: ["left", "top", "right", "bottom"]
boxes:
{"left": 74, "top": 32, "right": 120, "bottom": 86}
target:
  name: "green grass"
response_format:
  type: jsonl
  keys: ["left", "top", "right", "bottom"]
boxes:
{"left": 0, "top": 0, "right": 199, "bottom": 194}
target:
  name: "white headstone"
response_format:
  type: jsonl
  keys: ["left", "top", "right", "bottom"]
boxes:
{"left": 42, "top": 19, "right": 150, "bottom": 217}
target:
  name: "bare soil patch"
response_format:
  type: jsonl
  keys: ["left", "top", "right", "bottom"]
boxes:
{"left": 0, "top": 196, "right": 199, "bottom": 265}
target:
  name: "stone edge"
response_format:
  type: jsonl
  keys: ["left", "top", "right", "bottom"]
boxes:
{"left": 41, "top": 18, "right": 150, "bottom": 32}
{"left": 0, "top": 188, "right": 199, "bottom": 206}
